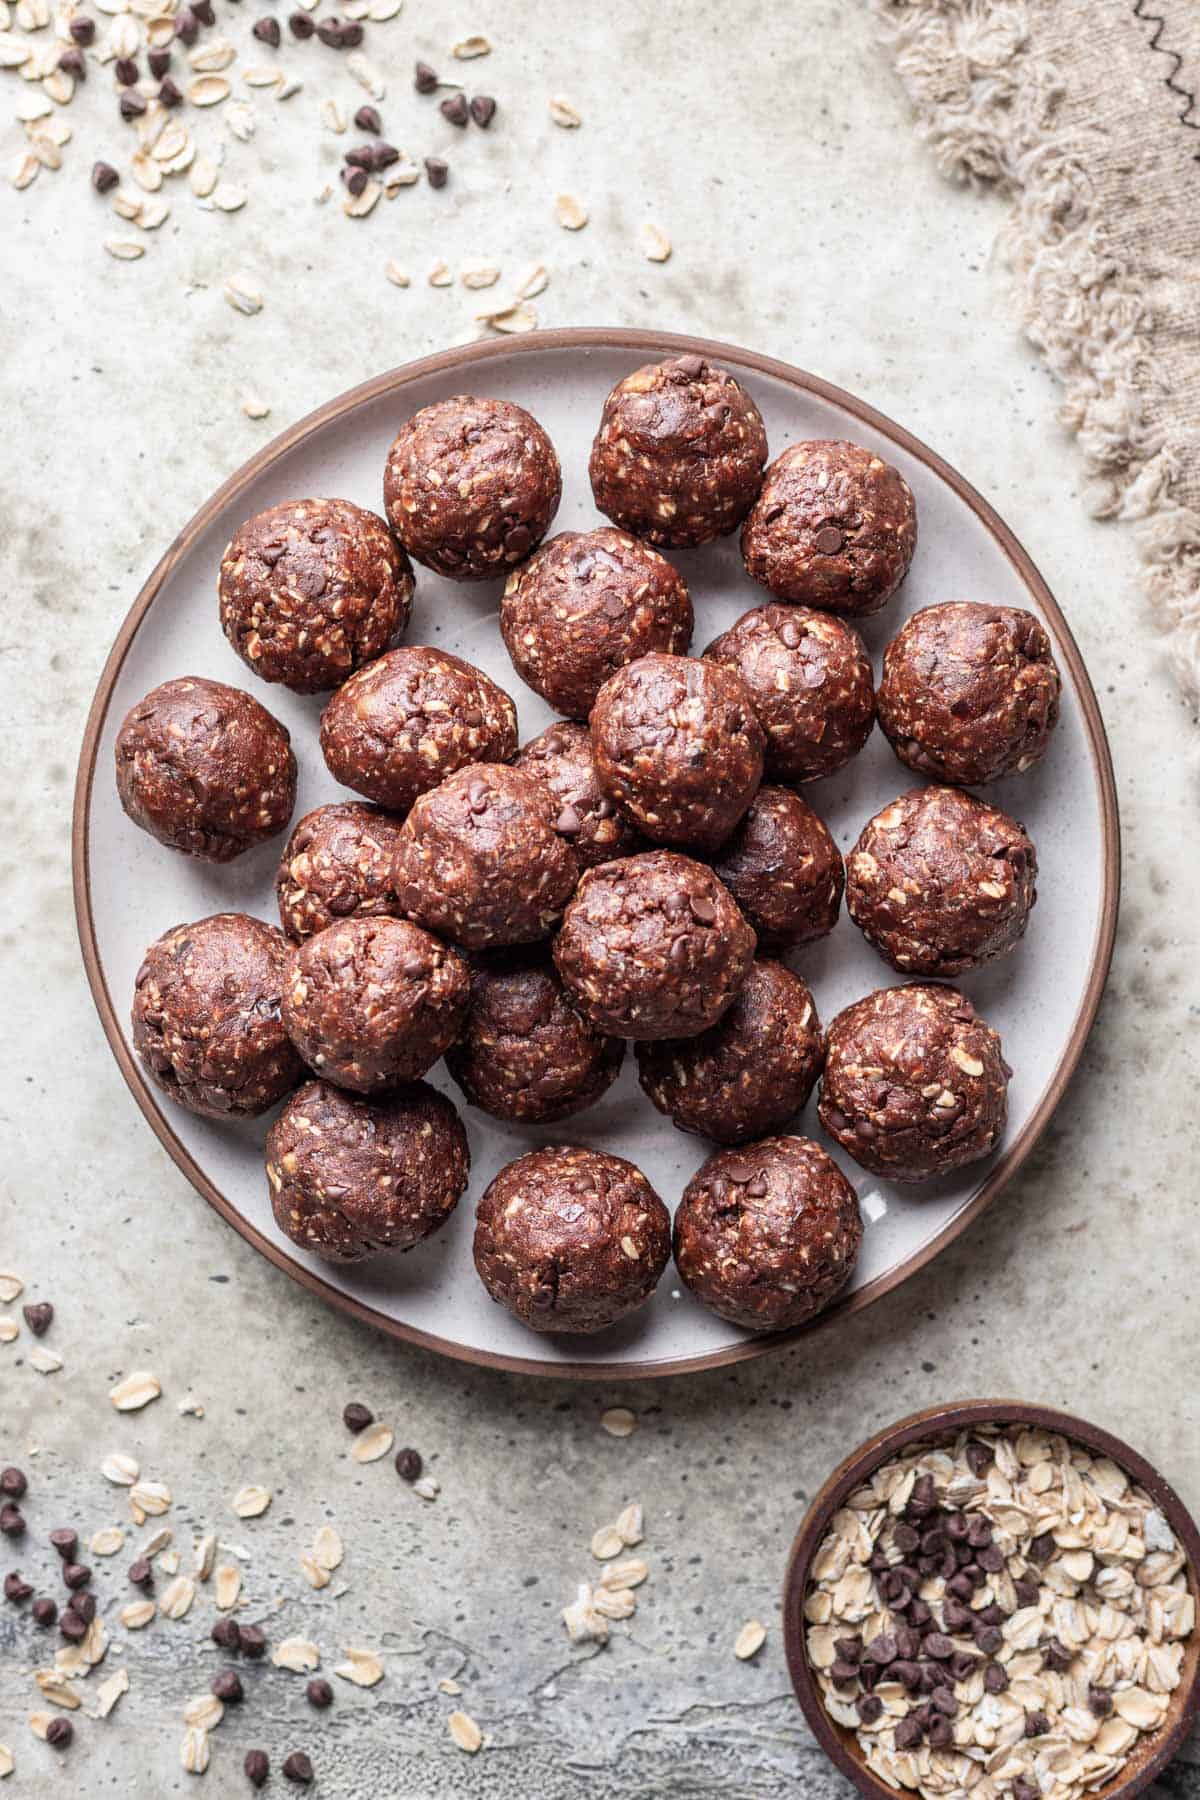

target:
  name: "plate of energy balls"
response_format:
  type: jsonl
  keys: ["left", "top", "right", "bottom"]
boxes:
{"left": 73, "top": 329, "right": 1119, "bottom": 1377}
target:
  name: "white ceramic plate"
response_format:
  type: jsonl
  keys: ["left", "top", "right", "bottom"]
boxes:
{"left": 74, "top": 329, "right": 1119, "bottom": 1378}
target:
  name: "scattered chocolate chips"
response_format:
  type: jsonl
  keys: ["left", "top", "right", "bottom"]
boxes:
{"left": 245, "top": 1750, "right": 270, "bottom": 1789}
{"left": 440, "top": 92, "right": 469, "bottom": 127}
{"left": 72, "top": 1591, "right": 97, "bottom": 1625}
{"left": 306, "top": 1676, "right": 333, "bottom": 1709}
{"left": 148, "top": 47, "right": 171, "bottom": 76}
{"left": 115, "top": 55, "right": 139, "bottom": 84}
{"left": 0, "top": 1468, "right": 26, "bottom": 1500}
{"left": 344, "top": 167, "right": 368, "bottom": 197}
{"left": 45, "top": 1717, "right": 73, "bottom": 1749}
{"left": 212, "top": 1669, "right": 244, "bottom": 1702}
{"left": 893, "top": 1715, "right": 923, "bottom": 1750}
{"left": 158, "top": 76, "right": 184, "bottom": 107}
{"left": 343, "top": 1402, "right": 373, "bottom": 1434}
{"left": 22, "top": 1301, "right": 52, "bottom": 1337}
{"left": 984, "top": 1661, "right": 1009, "bottom": 1693}
{"left": 288, "top": 9, "right": 314, "bottom": 35}
{"left": 394, "top": 1447, "right": 422, "bottom": 1482}
{"left": 62, "top": 1562, "right": 91, "bottom": 1590}
{"left": 32, "top": 1595, "right": 57, "bottom": 1626}
{"left": 414, "top": 59, "right": 438, "bottom": 92}
{"left": 372, "top": 142, "right": 399, "bottom": 169}
{"left": 58, "top": 47, "right": 87, "bottom": 78}
{"left": 1089, "top": 1686, "right": 1114, "bottom": 1717}
{"left": 354, "top": 103, "right": 382, "bottom": 133}
{"left": 469, "top": 93, "right": 495, "bottom": 127}
{"left": 424, "top": 157, "right": 448, "bottom": 189}
{"left": 118, "top": 91, "right": 147, "bottom": 119}
{"left": 174, "top": 5, "right": 197, "bottom": 42}
{"left": 92, "top": 160, "right": 119, "bottom": 194}
{"left": 253, "top": 15, "right": 281, "bottom": 45}
{"left": 1024, "top": 1710, "right": 1050, "bottom": 1738}
{"left": 212, "top": 1616, "right": 241, "bottom": 1651}
{"left": 240, "top": 1623, "right": 268, "bottom": 1659}
{"left": 0, "top": 1506, "right": 25, "bottom": 1539}
{"left": 69, "top": 13, "right": 95, "bottom": 43}
{"left": 59, "top": 1608, "right": 87, "bottom": 1642}
{"left": 128, "top": 1557, "right": 153, "bottom": 1588}
{"left": 49, "top": 1528, "right": 77, "bottom": 1561}
{"left": 4, "top": 1572, "right": 31, "bottom": 1603}
{"left": 857, "top": 1693, "right": 883, "bottom": 1724}
{"left": 282, "top": 1751, "right": 314, "bottom": 1785}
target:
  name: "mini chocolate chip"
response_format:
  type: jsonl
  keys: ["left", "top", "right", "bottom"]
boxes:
{"left": 857, "top": 1693, "right": 883, "bottom": 1724}
{"left": 0, "top": 1469, "right": 26, "bottom": 1500}
{"left": 115, "top": 55, "right": 138, "bottom": 83}
{"left": 306, "top": 1676, "right": 334, "bottom": 1709}
{"left": 394, "top": 1447, "right": 422, "bottom": 1482}
{"left": 440, "top": 92, "right": 469, "bottom": 126}
{"left": 976, "top": 1603, "right": 1005, "bottom": 1626}
{"left": 1024, "top": 1710, "right": 1050, "bottom": 1738}
{"left": 1088, "top": 1686, "right": 1113, "bottom": 1717}
{"left": 282, "top": 1751, "right": 314, "bottom": 1785}
{"left": 23, "top": 1302, "right": 52, "bottom": 1337}
{"left": 908, "top": 1599, "right": 932, "bottom": 1629}
{"left": 930, "top": 1688, "right": 957, "bottom": 1718}
{"left": 45, "top": 1717, "right": 72, "bottom": 1749}
{"left": 414, "top": 59, "right": 438, "bottom": 92}
{"left": 974, "top": 1624, "right": 1003, "bottom": 1656}
{"left": 857, "top": 1660, "right": 880, "bottom": 1691}
{"left": 63, "top": 1563, "right": 91, "bottom": 1590}
{"left": 555, "top": 805, "right": 582, "bottom": 836}
{"left": 1013, "top": 1576, "right": 1040, "bottom": 1608}
{"left": 891, "top": 1660, "right": 921, "bottom": 1692}
{"left": 212, "top": 1616, "right": 241, "bottom": 1651}
{"left": 128, "top": 1558, "right": 153, "bottom": 1588}
{"left": 1013, "top": 1782, "right": 1039, "bottom": 1800}
{"left": 965, "top": 1513, "right": 993, "bottom": 1550}
{"left": 148, "top": 47, "right": 171, "bottom": 75}
{"left": 345, "top": 167, "right": 368, "bottom": 197}
{"left": 119, "top": 91, "right": 146, "bottom": 117}
{"left": 159, "top": 74, "right": 185, "bottom": 106}
{"left": 1043, "top": 1637, "right": 1072, "bottom": 1673}
{"left": 72, "top": 1592, "right": 96, "bottom": 1624}
{"left": 0, "top": 1507, "right": 24, "bottom": 1540}
{"left": 944, "top": 1511, "right": 969, "bottom": 1543}
{"left": 1028, "top": 1532, "right": 1055, "bottom": 1565}
{"left": 920, "top": 1528, "right": 947, "bottom": 1557}
{"left": 316, "top": 16, "right": 345, "bottom": 44}
{"left": 354, "top": 103, "right": 382, "bottom": 133}
{"left": 927, "top": 1714, "right": 953, "bottom": 1749}
{"left": 923, "top": 1632, "right": 952, "bottom": 1660}
{"left": 32, "top": 1595, "right": 57, "bottom": 1626}
{"left": 4, "top": 1572, "right": 31, "bottom": 1603}
{"left": 893, "top": 1626, "right": 919, "bottom": 1662}
{"left": 343, "top": 1402, "right": 373, "bottom": 1434}
{"left": 833, "top": 1636, "right": 861, "bottom": 1663}
{"left": 49, "top": 1528, "right": 77, "bottom": 1560}
{"left": 865, "top": 1632, "right": 897, "bottom": 1665}
{"left": 469, "top": 93, "right": 495, "bottom": 127}
{"left": 984, "top": 1661, "right": 1009, "bottom": 1693}
{"left": 829, "top": 1659, "right": 858, "bottom": 1687}
{"left": 240, "top": 1624, "right": 267, "bottom": 1659}
{"left": 70, "top": 14, "right": 95, "bottom": 43}
{"left": 893, "top": 1716, "right": 923, "bottom": 1750}
{"left": 58, "top": 46, "right": 87, "bottom": 77}
{"left": 245, "top": 1750, "right": 270, "bottom": 1788}
{"left": 949, "top": 1651, "right": 978, "bottom": 1683}
{"left": 892, "top": 1522, "right": 919, "bottom": 1554}
{"left": 59, "top": 1608, "right": 87, "bottom": 1642}
{"left": 212, "top": 1669, "right": 244, "bottom": 1702}
{"left": 174, "top": 5, "right": 197, "bottom": 41}
{"left": 977, "top": 1544, "right": 1005, "bottom": 1573}
{"left": 340, "top": 19, "right": 363, "bottom": 43}
{"left": 192, "top": 0, "right": 214, "bottom": 21}
{"left": 814, "top": 525, "right": 843, "bottom": 555}
{"left": 964, "top": 1439, "right": 994, "bottom": 1476}
{"left": 253, "top": 15, "right": 281, "bottom": 45}
{"left": 946, "top": 1572, "right": 974, "bottom": 1602}
{"left": 289, "top": 10, "right": 314, "bottom": 35}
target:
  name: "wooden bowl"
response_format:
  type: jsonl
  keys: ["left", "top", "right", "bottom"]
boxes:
{"left": 783, "top": 1400, "right": 1200, "bottom": 1800}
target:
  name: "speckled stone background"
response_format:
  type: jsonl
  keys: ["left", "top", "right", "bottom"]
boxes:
{"left": 2, "top": 1, "right": 1198, "bottom": 1794}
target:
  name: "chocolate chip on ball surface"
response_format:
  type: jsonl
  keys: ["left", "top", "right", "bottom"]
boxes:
{"left": 741, "top": 439, "right": 917, "bottom": 616}
{"left": 819, "top": 983, "right": 1010, "bottom": 1183}
{"left": 383, "top": 395, "right": 561, "bottom": 580}
{"left": 132, "top": 913, "right": 303, "bottom": 1119}
{"left": 711, "top": 785, "right": 843, "bottom": 950}
{"left": 218, "top": 497, "right": 414, "bottom": 693}
{"left": 266, "top": 1079, "right": 468, "bottom": 1261}
{"left": 391, "top": 762, "right": 579, "bottom": 950}
{"left": 588, "top": 356, "right": 767, "bottom": 548}
{"left": 636, "top": 959, "right": 823, "bottom": 1145}
{"left": 445, "top": 951, "right": 623, "bottom": 1123}
{"left": 473, "top": 1144, "right": 670, "bottom": 1333}
{"left": 500, "top": 527, "right": 692, "bottom": 719}
{"left": 704, "top": 603, "right": 875, "bottom": 783}
{"left": 275, "top": 803, "right": 406, "bottom": 943}
{"left": 115, "top": 676, "right": 297, "bottom": 862}
{"left": 553, "top": 849, "right": 756, "bottom": 1042}
{"left": 282, "top": 916, "right": 468, "bottom": 1093}
{"left": 846, "top": 786, "right": 1037, "bottom": 976}
{"left": 877, "top": 602, "right": 1062, "bottom": 785}
{"left": 319, "top": 646, "right": 518, "bottom": 814}
{"left": 515, "top": 721, "right": 643, "bottom": 871}
{"left": 674, "top": 1135, "right": 862, "bottom": 1332}
{"left": 590, "top": 653, "right": 764, "bottom": 852}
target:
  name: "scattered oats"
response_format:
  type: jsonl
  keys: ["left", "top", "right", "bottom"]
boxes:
{"left": 343, "top": 176, "right": 381, "bottom": 218}
{"left": 482, "top": 303, "right": 538, "bottom": 334}
{"left": 350, "top": 1422, "right": 393, "bottom": 1464}
{"left": 42, "top": 65, "right": 73, "bottom": 102}
{"left": 223, "top": 274, "right": 263, "bottom": 315}
{"left": 145, "top": 15, "right": 176, "bottom": 46}
{"left": 130, "top": 1480, "right": 171, "bottom": 1518}
{"left": 592, "top": 1586, "right": 636, "bottom": 1620}
{"left": 335, "top": 1646, "right": 384, "bottom": 1688}
{"left": 346, "top": 48, "right": 384, "bottom": 97}
{"left": 413, "top": 1475, "right": 440, "bottom": 1502}
{"left": 562, "top": 1582, "right": 608, "bottom": 1645}
{"left": 188, "top": 74, "right": 230, "bottom": 106}
{"left": 90, "top": 1526, "right": 126, "bottom": 1557}
{"left": 130, "top": 150, "right": 163, "bottom": 193}
{"left": 301, "top": 1555, "right": 330, "bottom": 1590}
{"left": 102, "top": 1453, "right": 140, "bottom": 1487}
{"left": 136, "top": 196, "right": 170, "bottom": 230}
{"left": 427, "top": 260, "right": 453, "bottom": 288}
{"left": 241, "top": 389, "right": 270, "bottom": 420}
{"left": 181, "top": 1727, "right": 209, "bottom": 1775}
{"left": 242, "top": 65, "right": 281, "bottom": 88}
{"left": 93, "top": 1668, "right": 129, "bottom": 1719}
{"left": 29, "top": 1346, "right": 62, "bottom": 1374}
{"left": 112, "top": 188, "right": 142, "bottom": 220}
{"left": 734, "top": 1619, "right": 767, "bottom": 1660}
{"left": 193, "top": 1533, "right": 216, "bottom": 1581}
{"left": 110, "top": 1371, "right": 161, "bottom": 1411}
{"left": 273, "top": 1638, "right": 320, "bottom": 1674}
{"left": 312, "top": 1525, "right": 343, "bottom": 1572}
{"left": 0, "top": 42, "right": 32, "bottom": 69}
{"left": 383, "top": 159, "right": 420, "bottom": 188}
{"left": 461, "top": 262, "right": 500, "bottom": 290}
{"left": 28, "top": 1714, "right": 53, "bottom": 1743}
{"left": 0, "top": 1744, "right": 12, "bottom": 1777}
{"left": 189, "top": 156, "right": 218, "bottom": 197}
{"left": 315, "top": 182, "right": 332, "bottom": 204}
{"left": 599, "top": 1557, "right": 648, "bottom": 1589}
{"left": 601, "top": 1408, "right": 637, "bottom": 1439}
{"left": 214, "top": 1565, "right": 241, "bottom": 1610}
{"left": 641, "top": 223, "right": 672, "bottom": 263}
{"left": 156, "top": 1548, "right": 180, "bottom": 1575}
{"left": 555, "top": 192, "right": 587, "bottom": 230}
{"left": 54, "top": 1645, "right": 89, "bottom": 1680}
{"left": 107, "top": 13, "right": 139, "bottom": 54}
{"left": 211, "top": 181, "right": 247, "bottom": 211}
{"left": 183, "top": 1694, "right": 223, "bottom": 1731}
{"left": 591, "top": 1526, "right": 624, "bottom": 1562}
{"left": 548, "top": 95, "right": 581, "bottom": 127}
{"left": 366, "top": 0, "right": 401, "bottom": 16}
{"left": 276, "top": 77, "right": 303, "bottom": 100}
{"left": 225, "top": 102, "right": 255, "bottom": 142}
{"left": 452, "top": 34, "right": 490, "bottom": 58}
{"left": 160, "top": 1575, "right": 195, "bottom": 1620}
{"left": 37, "top": 116, "right": 73, "bottom": 149}
{"left": 119, "top": 1601, "right": 156, "bottom": 1630}
{"left": 515, "top": 263, "right": 548, "bottom": 300}
{"left": 950, "top": 1045, "right": 984, "bottom": 1076}
{"left": 15, "top": 90, "right": 51, "bottom": 121}
{"left": 81, "top": 1616, "right": 109, "bottom": 1668}
{"left": 385, "top": 260, "right": 410, "bottom": 287}
{"left": 448, "top": 1710, "right": 482, "bottom": 1754}
{"left": 0, "top": 1319, "right": 17, "bottom": 1343}
{"left": 231, "top": 1484, "right": 272, "bottom": 1518}
{"left": 34, "top": 1671, "right": 82, "bottom": 1710}
{"left": 320, "top": 97, "right": 346, "bottom": 133}
{"left": 615, "top": 1503, "right": 643, "bottom": 1545}
{"left": 188, "top": 37, "right": 235, "bottom": 72}
{"left": 151, "top": 124, "right": 190, "bottom": 165}
{"left": 438, "top": 1678, "right": 461, "bottom": 1696}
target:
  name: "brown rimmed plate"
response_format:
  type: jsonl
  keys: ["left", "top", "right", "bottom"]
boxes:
{"left": 72, "top": 328, "right": 1119, "bottom": 1379}
{"left": 783, "top": 1400, "right": 1200, "bottom": 1799}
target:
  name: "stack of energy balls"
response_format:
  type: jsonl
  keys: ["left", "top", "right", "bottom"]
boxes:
{"left": 115, "top": 357, "right": 1062, "bottom": 1340}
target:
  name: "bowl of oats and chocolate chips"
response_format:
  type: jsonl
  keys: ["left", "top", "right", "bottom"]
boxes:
{"left": 784, "top": 1403, "right": 1200, "bottom": 1800}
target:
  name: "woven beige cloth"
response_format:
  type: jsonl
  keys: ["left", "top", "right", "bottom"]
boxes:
{"left": 872, "top": 0, "right": 1200, "bottom": 701}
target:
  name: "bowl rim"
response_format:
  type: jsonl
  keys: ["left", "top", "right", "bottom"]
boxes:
{"left": 71, "top": 327, "right": 1121, "bottom": 1379}
{"left": 783, "top": 1398, "right": 1200, "bottom": 1800}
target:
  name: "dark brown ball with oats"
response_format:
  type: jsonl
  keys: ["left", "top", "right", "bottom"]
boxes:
{"left": 741, "top": 439, "right": 917, "bottom": 616}
{"left": 877, "top": 602, "right": 1062, "bottom": 785}
{"left": 319, "top": 646, "right": 518, "bottom": 813}
{"left": 553, "top": 849, "right": 756, "bottom": 1041}
{"left": 515, "top": 722, "right": 643, "bottom": 871}
{"left": 473, "top": 1145, "right": 670, "bottom": 1333}
{"left": 445, "top": 951, "right": 624, "bottom": 1123}
{"left": 704, "top": 604, "right": 875, "bottom": 783}
{"left": 115, "top": 676, "right": 297, "bottom": 863}
{"left": 846, "top": 786, "right": 1038, "bottom": 976}
{"left": 391, "top": 762, "right": 579, "bottom": 950}
{"left": 591, "top": 653, "right": 765, "bottom": 852}
{"left": 281, "top": 916, "right": 468, "bottom": 1093}
{"left": 674, "top": 1136, "right": 862, "bottom": 1332}
{"left": 383, "top": 395, "right": 561, "bottom": 580}
{"left": 711, "top": 786, "right": 843, "bottom": 950}
{"left": 275, "top": 803, "right": 405, "bottom": 943}
{"left": 500, "top": 527, "right": 693, "bottom": 719}
{"left": 218, "top": 497, "right": 414, "bottom": 693}
{"left": 819, "top": 983, "right": 1010, "bottom": 1183}
{"left": 132, "top": 913, "right": 303, "bottom": 1118}
{"left": 266, "top": 1079, "right": 468, "bottom": 1261}
{"left": 589, "top": 355, "right": 768, "bottom": 547}
{"left": 636, "top": 960, "right": 823, "bottom": 1145}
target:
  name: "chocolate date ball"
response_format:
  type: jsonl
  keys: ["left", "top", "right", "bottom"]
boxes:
{"left": 115, "top": 676, "right": 297, "bottom": 863}
{"left": 878, "top": 602, "right": 1062, "bottom": 784}
{"left": 132, "top": 913, "right": 303, "bottom": 1119}
{"left": 383, "top": 395, "right": 561, "bottom": 580}
{"left": 553, "top": 850, "right": 756, "bottom": 1041}
{"left": 500, "top": 527, "right": 693, "bottom": 719}
{"left": 391, "top": 762, "right": 579, "bottom": 950}
{"left": 445, "top": 952, "right": 624, "bottom": 1123}
{"left": 711, "top": 786, "right": 843, "bottom": 950}
{"left": 589, "top": 355, "right": 768, "bottom": 548}
{"left": 704, "top": 604, "right": 874, "bottom": 783}
{"left": 741, "top": 439, "right": 917, "bottom": 616}
{"left": 473, "top": 1145, "right": 670, "bottom": 1333}
{"left": 591, "top": 653, "right": 765, "bottom": 852}
{"left": 266, "top": 1078, "right": 468, "bottom": 1261}
{"left": 319, "top": 646, "right": 518, "bottom": 813}
{"left": 276, "top": 803, "right": 405, "bottom": 943}
{"left": 674, "top": 1136, "right": 862, "bottom": 1332}
{"left": 819, "top": 983, "right": 1010, "bottom": 1183}
{"left": 846, "top": 786, "right": 1038, "bottom": 976}
{"left": 218, "top": 497, "right": 413, "bottom": 694}
{"left": 515, "top": 722, "right": 643, "bottom": 871}
{"left": 281, "top": 916, "right": 468, "bottom": 1094}
{"left": 636, "top": 960, "right": 823, "bottom": 1145}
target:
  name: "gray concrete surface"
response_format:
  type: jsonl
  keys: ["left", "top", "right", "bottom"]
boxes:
{"left": 2, "top": 0, "right": 1199, "bottom": 1794}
